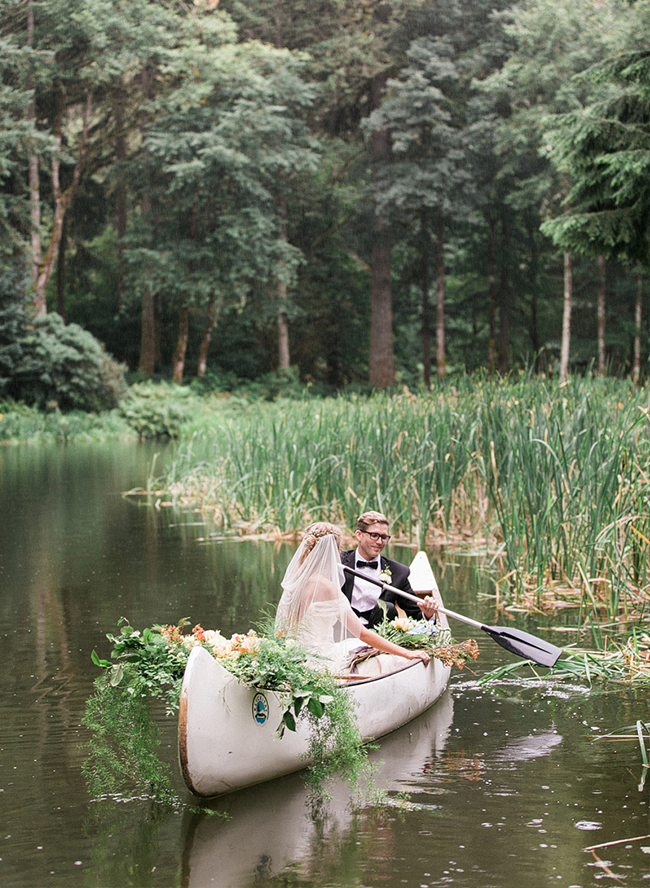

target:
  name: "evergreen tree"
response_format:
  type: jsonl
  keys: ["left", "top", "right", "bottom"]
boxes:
{"left": 124, "top": 22, "right": 319, "bottom": 381}
{"left": 481, "top": 0, "right": 628, "bottom": 377}
{"left": 0, "top": 268, "right": 28, "bottom": 395}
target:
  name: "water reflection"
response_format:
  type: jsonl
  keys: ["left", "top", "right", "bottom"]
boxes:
{"left": 181, "top": 693, "right": 454, "bottom": 888}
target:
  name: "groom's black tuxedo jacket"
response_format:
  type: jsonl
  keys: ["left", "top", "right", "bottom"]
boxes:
{"left": 340, "top": 549, "right": 422, "bottom": 627}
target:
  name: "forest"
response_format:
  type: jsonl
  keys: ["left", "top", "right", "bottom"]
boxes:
{"left": 2, "top": 0, "right": 650, "bottom": 400}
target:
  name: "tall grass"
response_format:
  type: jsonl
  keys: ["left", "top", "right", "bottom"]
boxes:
{"left": 158, "top": 377, "right": 650, "bottom": 621}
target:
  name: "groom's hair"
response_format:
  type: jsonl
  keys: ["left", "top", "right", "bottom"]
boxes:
{"left": 357, "top": 510, "right": 389, "bottom": 532}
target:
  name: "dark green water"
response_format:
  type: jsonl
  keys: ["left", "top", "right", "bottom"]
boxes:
{"left": 1, "top": 443, "right": 648, "bottom": 887}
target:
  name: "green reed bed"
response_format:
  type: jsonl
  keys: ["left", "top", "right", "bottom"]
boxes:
{"left": 162, "top": 392, "right": 483, "bottom": 544}
{"left": 476, "top": 380, "right": 650, "bottom": 614}
{"left": 156, "top": 377, "right": 650, "bottom": 621}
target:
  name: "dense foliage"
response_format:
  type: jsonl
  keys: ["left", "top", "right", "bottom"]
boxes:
{"left": 2, "top": 0, "right": 650, "bottom": 393}
{"left": 0, "top": 271, "right": 27, "bottom": 394}
{"left": 83, "top": 619, "right": 370, "bottom": 802}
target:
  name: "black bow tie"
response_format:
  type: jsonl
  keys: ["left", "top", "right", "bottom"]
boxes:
{"left": 357, "top": 560, "right": 378, "bottom": 569}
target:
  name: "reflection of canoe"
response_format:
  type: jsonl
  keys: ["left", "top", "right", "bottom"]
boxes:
{"left": 181, "top": 691, "right": 454, "bottom": 888}
{"left": 179, "top": 554, "right": 451, "bottom": 798}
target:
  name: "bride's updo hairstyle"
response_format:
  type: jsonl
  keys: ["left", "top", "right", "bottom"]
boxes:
{"left": 276, "top": 521, "right": 348, "bottom": 640}
{"left": 299, "top": 522, "right": 342, "bottom": 564}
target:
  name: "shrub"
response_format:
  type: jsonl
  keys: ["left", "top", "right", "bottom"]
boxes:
{"left": 118, "top": 382, "right": 199, "bottom": 438}
{"left": 8, "top": 313, "right": 128, "bottom": 411}
{"left": 235, "top": 366, "right": 306, "bottom": 401}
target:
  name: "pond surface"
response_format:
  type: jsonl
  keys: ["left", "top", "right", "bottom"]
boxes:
{"left": 1, "top": 443, "right": 649, "bottom": 888}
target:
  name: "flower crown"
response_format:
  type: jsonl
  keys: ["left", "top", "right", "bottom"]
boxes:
{"left": 301, "top": 522, "right": 342, "bottom": 559}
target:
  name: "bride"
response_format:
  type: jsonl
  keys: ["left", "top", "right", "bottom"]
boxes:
{"left": 275, "top": 522, "right": 431, "bottom": 676}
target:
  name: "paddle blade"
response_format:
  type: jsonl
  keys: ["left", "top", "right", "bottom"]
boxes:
{"left": 482, "top": 625, "right": 563, "bottom": 668}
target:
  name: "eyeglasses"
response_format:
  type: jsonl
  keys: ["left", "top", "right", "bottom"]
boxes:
{"left": 362, "top": 531, "right": 391, "bottom": 543}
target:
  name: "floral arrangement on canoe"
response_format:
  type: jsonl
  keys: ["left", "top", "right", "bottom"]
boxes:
{"left": 83, "top": 616, "right": 478, "bottom": 805}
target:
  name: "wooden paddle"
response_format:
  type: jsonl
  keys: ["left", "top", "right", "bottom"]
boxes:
{"left": 343, "top": 565, "right": 563, "bottom": 668}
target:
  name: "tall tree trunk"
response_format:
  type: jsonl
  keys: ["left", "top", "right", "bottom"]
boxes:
{"left": 115, "top": 84, "right": 128, "bottom": 310}
{"left": 274, "top": 0, "right": 282, "bottom": 48}
{"left": 138, "top": 66, "right": 156, "bottom": 378}
{"left": 138, "top": 183, "right": 155, "bottom": 378}
{"left": 420, "top": 210, "right": 431, "bottom": 388}
{"left": 560, "top": 252, "right": 572, "bottom": 383}
{"left": 272, "top": 1, "right": 291, "bottom": 371}
{"left": 369, "top": 215, "right": 394, "bottom": 388}
{"left": 597, "top": 254, "right": 606, "bottom": 376}
{"left": 369, "top": 73, "right": 394, "bottom": 389}
{"left": 633, "top": 272, "right": 643, "bottom": 385}
{"left": 527, "top": 217, "right": 540, "bottom": 366}
{"left": 487, "top": 211, "right": 497, "bottom": 378}
{"left": 435, "top": 206, "right": 446, "bottom": 379}
{"left": 172, "top": 305, "right": 190, "bottom": 384}
{"left": 56, "top": 215, "right": 66, "bottom": 321}
{"left": 27, "top": 0, "right": 42, "bottom": 307}
{"left": 498, "top": 208, "right": 511, "bottom": 376}
{"left": 139, "top": 292, "right": 155, "bottom": 377}
{"left": 34, "top": 88, "right": 92, "bottom": 310}
{"left": 139, "top": 295, "right": 156, "bottom": 377}
{"left": 197, "top": 295, "right": 217, "bottom": 381}
{"left": 277, "top": 197, "right": 290, "bottom": 369}
{"left": 154, "top": 292, "right": 163, "bottom": 366}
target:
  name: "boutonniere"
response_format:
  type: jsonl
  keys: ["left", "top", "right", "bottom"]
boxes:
{"left": 379, "top": 566, "right": 392, "bottom": 584}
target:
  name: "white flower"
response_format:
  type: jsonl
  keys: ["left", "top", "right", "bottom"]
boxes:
{"left": 203, "top": 629, "right": 227, "bottom": 645}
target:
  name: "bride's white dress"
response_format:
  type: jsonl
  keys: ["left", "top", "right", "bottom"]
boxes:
{"left": 293, "top": 596, "right": 365, "bottom": 673}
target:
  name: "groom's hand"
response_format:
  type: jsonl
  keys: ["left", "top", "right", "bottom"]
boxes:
{"left": 418, "top": 595, "right": 438, "bottom": 620}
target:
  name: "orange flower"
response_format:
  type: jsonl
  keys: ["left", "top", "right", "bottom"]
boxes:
{"left": 160, "top": 625, "right": 182, "bottom": 644}
{"left": 192, "top": 624, "right": 207, "bottom": 642}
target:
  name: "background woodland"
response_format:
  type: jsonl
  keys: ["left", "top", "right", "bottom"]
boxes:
{"left": 3, "top": 0, "right": 650, "bottom": 401}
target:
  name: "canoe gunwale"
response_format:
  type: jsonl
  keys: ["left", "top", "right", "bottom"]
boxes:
{"left": 333, "top": 657, "right": 420, "bottom": 686}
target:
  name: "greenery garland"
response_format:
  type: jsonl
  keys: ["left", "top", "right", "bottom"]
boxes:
{"left": 82, "top": 616, "right": 478, "bottom": 804}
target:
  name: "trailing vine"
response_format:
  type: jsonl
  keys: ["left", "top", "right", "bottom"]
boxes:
{"left": 82, "top": 619, "right": 370, "bottom": 802}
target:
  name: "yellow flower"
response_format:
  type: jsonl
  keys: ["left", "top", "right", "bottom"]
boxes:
{"left": 392, "top": 617, "right": 412, "bottom": 632}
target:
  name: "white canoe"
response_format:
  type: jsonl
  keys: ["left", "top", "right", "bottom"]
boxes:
{"left": 178, "top": 552, "right": 450, "bottom": 798}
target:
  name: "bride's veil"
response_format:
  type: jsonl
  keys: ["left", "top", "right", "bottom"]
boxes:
{"left": 275, "top": 523, "right": 360, "bottom": 647}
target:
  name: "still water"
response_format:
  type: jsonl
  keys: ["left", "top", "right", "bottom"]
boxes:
{"left": 1, "top": 443, "right": 649, "bottom": 888}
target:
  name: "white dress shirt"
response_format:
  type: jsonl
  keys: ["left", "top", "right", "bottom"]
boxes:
{"left": 351, "top": 551, "right": 383, "bottom": 617}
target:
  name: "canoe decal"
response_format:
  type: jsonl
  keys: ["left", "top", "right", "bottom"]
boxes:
{"left": 252, "top": 692, "right": 269, "bottom": 725}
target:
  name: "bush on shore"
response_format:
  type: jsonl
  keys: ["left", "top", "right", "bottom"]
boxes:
{"left": 6, "top": 313, "right": 128, "bottom": 412}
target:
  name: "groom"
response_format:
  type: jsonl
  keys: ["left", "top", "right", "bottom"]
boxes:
{"left": 341, "top": 510, "right": 437, "bottom": 628}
